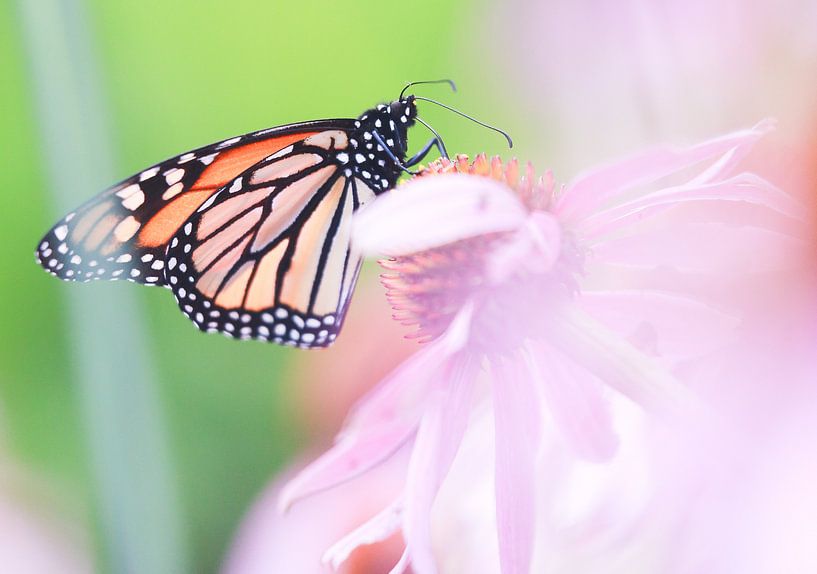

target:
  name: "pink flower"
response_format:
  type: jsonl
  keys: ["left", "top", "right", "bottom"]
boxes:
{"left": 280, "top": 123, "right": 801, "bottom": 574}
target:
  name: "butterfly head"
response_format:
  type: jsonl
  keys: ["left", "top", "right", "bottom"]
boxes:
{"left": 355, "top": 99, "right": 417, "bottom": 158}
{"left": 389, "top": 96, "right": 419, "bottom": 123}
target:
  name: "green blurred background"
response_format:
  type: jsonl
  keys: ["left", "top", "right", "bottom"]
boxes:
{"left": 0, "top": 1, "right": 524, "bottom": 572}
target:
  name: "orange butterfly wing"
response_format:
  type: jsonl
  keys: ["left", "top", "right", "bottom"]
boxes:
{"left": 35, "top": 122, "right": 348, "bottom": 285}
{"left": 164, "top": 132, "right": 380, "bottom": 348}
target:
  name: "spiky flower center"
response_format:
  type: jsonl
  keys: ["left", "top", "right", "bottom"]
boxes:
{"left": 381, "top": 155, "right": 580, "bottom": 352}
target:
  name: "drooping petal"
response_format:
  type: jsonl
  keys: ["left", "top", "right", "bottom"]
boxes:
{"left": 353, "top": 174, "right": 527, "bottom": 256}
{"left": 279, "top": 427, "right": 412, "bottom": 514}
{"left": 280, "top": 305, "right": 473, "bottom": 511}
{"left": 402, "top": 353, "right": 478, "bottom": 574}
{"left": 525, "top": 341, "right": 618, "bottom": 462}
{"left": 280, "top": 340, "right": 450, "bottom": 511}
{"left": 490, "top": 353, "right": 541, "bottom": 574}
{"left": 322, "top": 497, "right": 404, "bottom": 571}
{"left": 545, "top": 305, "right": 698, "bottom": 415}
{"left": 578, "top": 173, "right": 802, "bottom": 239}
{"left": 556, "top": 120, "right": 774, "bottom": 222}
{"left": 342, "top": 302, "right": 473, "bottom": 435}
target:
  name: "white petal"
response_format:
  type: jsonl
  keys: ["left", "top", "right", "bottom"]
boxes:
{"left": 322, "top": 497, "right": 404, "bottom": 570}
{"left": 353, "top": 174, "right": 527, "bottom": 256}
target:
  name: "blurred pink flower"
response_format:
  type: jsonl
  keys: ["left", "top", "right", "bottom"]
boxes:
{"left": 222, "top": 452, "right": 408, "bottom": 574}
{"left": 0, "top": 460, "right": 92, "bottom": 574}
{"left": 280, "top": 124, "right": 801, "bottom": 574}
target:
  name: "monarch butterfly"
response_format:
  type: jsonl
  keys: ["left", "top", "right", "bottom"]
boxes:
{"left": 35, "top": 80, "right": 511, "bottom": 349}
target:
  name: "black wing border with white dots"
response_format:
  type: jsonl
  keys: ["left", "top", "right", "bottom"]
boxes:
{"left": 35, "top": 118, "right": 358, "bottom": 286}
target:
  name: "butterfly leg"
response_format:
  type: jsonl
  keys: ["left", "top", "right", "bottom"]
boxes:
{"left": 371, "top": 131, "right": 418, "bottom": 175}
{"left": 372, "top": 132, "right": 448, "bottom": 176}
{"left": 405, "top": 136, "right": 448, "bottom": 167}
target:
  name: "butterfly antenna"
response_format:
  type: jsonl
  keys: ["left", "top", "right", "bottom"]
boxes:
{"left": 400, "top": 79, "right": 457, "bottom": 100}
{"left": 413, "top": 96, "right": 513, "bottom": 149}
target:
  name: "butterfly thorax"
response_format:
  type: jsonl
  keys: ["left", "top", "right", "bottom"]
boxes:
{"left": 343, "top": 98, "right": 417, "bottom": 192}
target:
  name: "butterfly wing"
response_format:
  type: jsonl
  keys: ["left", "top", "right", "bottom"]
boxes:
{"left": 35, "top": 121, "right": 351, "bottom": 285}
{"left": 164, "top": 134, "right": 380, "bottom": 348}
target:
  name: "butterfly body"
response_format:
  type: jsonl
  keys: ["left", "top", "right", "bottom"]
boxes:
{"left": 37, "top": 97, "right": 420, "bottom": 348}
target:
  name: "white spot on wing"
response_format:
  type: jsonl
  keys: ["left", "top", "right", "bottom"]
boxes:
{"left": 162, "top": 182, "right": 184, "bottom": 200}
{"left": 114, "top": 216, "right": 141, "bottom": 242}
{"left": 116, "top": 184, "right": 141, "bottom": 199}
{"left": 267, "top": 145, "right": 293, "bottom": 160}
{"left": 217, "top": 137, "right": 241, "bottom": 149}
{"left": 139, "top": 167, "right": 160, "bottom": 181}
{"left": 164, "top": 168, "right": 185, "bottom": 185}
{"left": 122, "top": 188, "right": 145, "bottom": 210}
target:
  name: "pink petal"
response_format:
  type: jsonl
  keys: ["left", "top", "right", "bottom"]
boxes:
{"left": 578, "top": 290, "right": 739, "bottom": 362}
{"left": 490, "top": 353, "right": 541, "bottom": 574}
{"left": 342, "top": 304, "right": 473, "bottom": 436}
{"left": 280, "top": 339, "right": 452, "bottom": 511}
{"left": 578, "top": 173, "right": 802, "bottom": 239}
{"left": 526, "top": 341, "right": 618, "bottom": 462}
{"left": 589, "top": 222, "right": 807, "bottom": 275}
{"left": 353, "top": 174, "right": 527, "bottom": 256}
{"left": 556, "top": 120, "right": 774, "bottom": 222}
{"left": 545, "top": 305, "right": 698, "bottom": 415}
{"left": 279, "top": 428, "right": 411, "bottom": 514}
{"left": 403, "top": 353, "right": 478, "bottom": 574}
{"left": 322, "top": 497, "right": 404, "bottom": 571}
